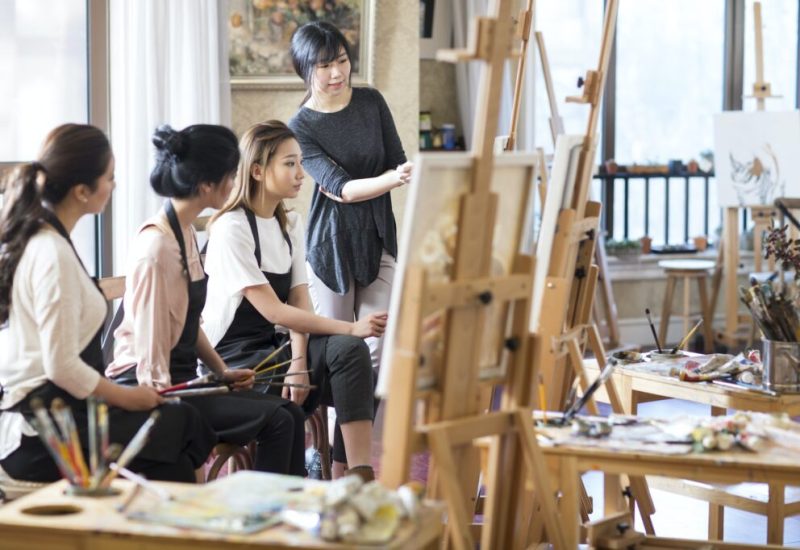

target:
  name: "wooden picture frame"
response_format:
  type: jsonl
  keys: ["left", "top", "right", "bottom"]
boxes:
{"left": 228, "top": 0, "right": 375, "bottom": 89}
{"left": 377, "top": 152, "right": 539, "bottom": 397}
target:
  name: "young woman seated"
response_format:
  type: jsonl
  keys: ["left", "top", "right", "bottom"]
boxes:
{"left": 106, "top": 124, "right": 307, "bottom": 475}
{"left": 0, "top": 124, "right": 216, "bottom": 483}
{"left": 202, "top": 121, "right": 387, "bottom": 481}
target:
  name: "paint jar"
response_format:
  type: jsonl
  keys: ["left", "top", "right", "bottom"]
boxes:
{"left": 441, "top": 123, "right": 456, "bottom": 150}
{"left": 762, "top": 338, "right": 800, "bottom": 393}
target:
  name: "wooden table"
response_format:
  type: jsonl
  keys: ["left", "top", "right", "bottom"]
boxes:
{"left": 0, "top": 480, "right": 443, "bottom": 550}
{"left": 541, "top": 436, "right": 800, "bottom": 549}
{"left": 584, "top": 357, "right": 800, "bottom": 543}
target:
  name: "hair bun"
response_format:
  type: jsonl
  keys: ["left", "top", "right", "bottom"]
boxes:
{"left": 152, "top": 125, "right": 187, "bottom": 159}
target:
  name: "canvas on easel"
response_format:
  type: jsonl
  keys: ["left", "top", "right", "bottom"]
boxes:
{"left": 376, "top": 152, "right": 540, "bottom": 396}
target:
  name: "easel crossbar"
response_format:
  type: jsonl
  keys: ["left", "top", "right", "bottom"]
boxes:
{"left": 422, "top": 273, "right": 532, "bottom": 317}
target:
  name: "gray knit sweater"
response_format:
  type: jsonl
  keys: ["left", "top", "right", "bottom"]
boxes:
{"left": 289, "top": 87, "right": 407, "bottom": 294}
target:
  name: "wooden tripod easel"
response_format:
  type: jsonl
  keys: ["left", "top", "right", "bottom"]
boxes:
{"left": 502, "top": 5, "right": 621, "bottom": 349}
{"left": 380, "top": 1, "right": 569, "bottom": 548}
{"left": 715, "top": 1, "right": 779, "bottom": 348}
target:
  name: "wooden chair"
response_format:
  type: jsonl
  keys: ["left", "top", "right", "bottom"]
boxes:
{"left": 306, "top": 404, "right": 332, "bottom": 480}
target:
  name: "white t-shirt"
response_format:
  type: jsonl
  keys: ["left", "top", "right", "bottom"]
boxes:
{"left": 0, "top": 228, "right": 105, "bottom": 459}
{"left": 202, "top": 209, "right": 307, "bottom": 347}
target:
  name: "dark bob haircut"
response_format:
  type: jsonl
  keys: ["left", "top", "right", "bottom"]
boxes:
{"left": 150, "top": 124, "right": 240, "bottom": 198}
{"left": 289, "top": 21, "right": 353, "bottom": 102}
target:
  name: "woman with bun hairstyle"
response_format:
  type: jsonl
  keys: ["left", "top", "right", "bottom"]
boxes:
{"left": 288, "top": 22, "right": 412, "bottom": 377}
{"left": 203, "top": 120, "right": 386, "bottom": 481}
{"left": 0, "top": 124, "right": 216, "bottom": 483}
{"left": 107, "top": 124, "right": 307, "bottom": 475}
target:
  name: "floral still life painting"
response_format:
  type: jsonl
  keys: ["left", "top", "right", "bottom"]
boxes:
{"left": 228, "top": 0, "right": 370, "bottom": 87}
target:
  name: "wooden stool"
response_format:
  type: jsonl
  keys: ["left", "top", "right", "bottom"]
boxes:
{"left": 658, "top": 259, "right": 715, "bottom": 353}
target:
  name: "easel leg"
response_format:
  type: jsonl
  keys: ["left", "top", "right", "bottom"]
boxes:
{"left": 427, "top": 430, "right": 475, "bottom": 550}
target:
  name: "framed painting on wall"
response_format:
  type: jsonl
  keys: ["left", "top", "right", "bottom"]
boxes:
{"left": 228, "top": 0, "right": 374, "bottom": 89}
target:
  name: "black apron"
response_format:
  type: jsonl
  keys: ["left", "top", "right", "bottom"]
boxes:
{"left": 0, "top": 212, "right": 199, "bottom": 481}
{"left": 164, "top": 200, "right": 209, "bottom": 384}
{"left": 214, "top": 208, "right": 326, "bottom": 412}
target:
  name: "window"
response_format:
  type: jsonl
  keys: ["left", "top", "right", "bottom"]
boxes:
{"left": 612, "top": 0, "right": 726, "bottom": 245}
{"left": 533, "top": 1, "right": 604, "bottom": 150}
{"left": 743, "top": 0, "right": 798, "bottom": 112}
{"left": 0, "top": 0, "right": 102, "bottom": 275}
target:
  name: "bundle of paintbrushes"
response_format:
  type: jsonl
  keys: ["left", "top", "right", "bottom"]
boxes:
{"left": 157, "top": 343, "right": 315, "bottom": 397}
{"left": 739, "top": 280, "right": 800, "bottom": 342}
{"left": 28, "top": 397, "right": 160, "bottom": 495}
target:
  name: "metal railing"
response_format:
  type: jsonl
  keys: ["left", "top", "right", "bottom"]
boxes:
{"left": 594, "top": 170, "right": 753, "bottom": 245}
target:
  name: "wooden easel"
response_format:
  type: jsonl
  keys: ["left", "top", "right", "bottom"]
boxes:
{"left": 716, "top": 1, "right": 779, "bottom": 348}
{"left": 510, "top": 16, "right": 621, "bottom": 349}
{"left": 380, "top": 1, "right": 568, "bottom": 548}
{"left": 522, "top": 0, "right": 657, "bottom": 537}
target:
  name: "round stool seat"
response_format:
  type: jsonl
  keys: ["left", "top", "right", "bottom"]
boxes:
{"left": 658, "top": 259, "right": 715, "bottom": 272}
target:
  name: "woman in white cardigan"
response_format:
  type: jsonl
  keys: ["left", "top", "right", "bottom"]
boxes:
{"left": 0, "top": 124, "right": 216, "bottom": 483}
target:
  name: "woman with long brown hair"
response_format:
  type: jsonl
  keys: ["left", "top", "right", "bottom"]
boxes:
{"left": 202, "top": 120, "right": 385, "bottom": 481}
{"left": 0, "top": 124, "right": 216, "bottom": 483}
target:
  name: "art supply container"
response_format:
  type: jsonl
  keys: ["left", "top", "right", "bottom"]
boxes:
{"left": 64, "top": 485, "right": 120, "bottom": 497}
{"left": 762, "top": 338, "right": 800, "bottom": 392}
{"left": 441, "top": 123, "right": 456, "bottom": 150}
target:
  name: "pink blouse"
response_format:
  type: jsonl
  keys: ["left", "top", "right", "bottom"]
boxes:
{"left": 106, "top": 211, "right": 205, "bottom": 389}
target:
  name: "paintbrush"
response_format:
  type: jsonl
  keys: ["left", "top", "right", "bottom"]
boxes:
{"left": 91, "top": 443, "right": 122, "bottom": 490}
{"left": 253, "top": 381, "right": 317, "bottom": 390}
{"left": 51, "top": 398, "right": 90, "bottom": 487}
{"left": 87, "top": 397, "right": 99, "bottom": 478}
{"left": 158, "top": 372, "right": 219, "bottom": 395}
{"left": 251, "top": 340, "right": 292, "bottom": 373}
{"left": 29, "top": 398, "right": 79, "bottom": 484}
{"left": 254, "top": 355, "right": 304, "bottom": 375}
{"left": 252, "top": 369, "right": 312, "bottom": 382}
{"left": 161, "top": 386, "right": 231, "bottom": 398}
{"left": 670, "top": 318, "right": 703, "bottom": 354}
{"left": 644, "top": 308, "right": 663, "bottom": 353}
{"left": 109, "top": 463, "right": 173, "bottom": 501}
{"left": 101, "top": 411, "right": 160, "bottom": 488}
{"left": 563, "top": 363, "right": 616, "bottom": 422}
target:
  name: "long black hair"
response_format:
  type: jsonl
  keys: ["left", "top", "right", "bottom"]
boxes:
{"left": 150, "top": 124, "right": 240, "bottom": 198}
{"left": 0, "top": 124, "right": 111, "bottom": 326}
{"left": 289, "top": 21, "right": 354, "bottom": 105}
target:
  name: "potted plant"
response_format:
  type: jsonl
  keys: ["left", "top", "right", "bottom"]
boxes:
{"left": 605, "top": 239, "right": 642, "bottom": 260}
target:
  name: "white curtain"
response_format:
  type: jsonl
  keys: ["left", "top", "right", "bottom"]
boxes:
{"left": 451, "top": 0, "right": 523, "bottom": 150}
{"left": 109, "top": 0, "right": 230, "bottom": 272}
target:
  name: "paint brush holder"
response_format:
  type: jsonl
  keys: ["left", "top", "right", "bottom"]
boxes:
{"left": 762, "top": 338, "right": 800, "bottom": 393}
{"left": 64, "top": 484, "right": 120, "bottom": 497}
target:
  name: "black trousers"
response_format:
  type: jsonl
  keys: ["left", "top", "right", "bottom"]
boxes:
{"left": 183, "top": 392, "right": 306, "bottom": 476}
{"left": 306, "top": 335, "right": 375, "bottom": 464}
{"left": 1, "top": 401, "right": 216, "bottom": 483}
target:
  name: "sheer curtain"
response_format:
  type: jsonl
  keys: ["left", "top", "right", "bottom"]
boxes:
{"left": 451, "top": 0, "right": 519, "bottom": 150}
{"left": 109, "top": 0, "right": 230, "bottom": 272}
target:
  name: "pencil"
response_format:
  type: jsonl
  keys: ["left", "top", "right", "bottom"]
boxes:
{"left": 251, "top": 340, "right": 292, "bottom": 373}
{"left": 670, "top": 318, "right": 703, "bottom": 354}
{"left": 109, "top": 463, "right": 173, "bottom": 501}
{"left": 538, "top": 374, "right": 547, "bottom": 422}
